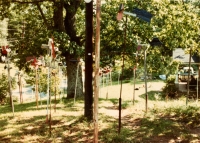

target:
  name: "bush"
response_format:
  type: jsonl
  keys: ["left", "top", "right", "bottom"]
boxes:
{"left": 111, "top": 68, "right": 133, "bottom": 82}
{"left": 162, "top": 75, "right": 178, "bottom": 99}
{"left": 0, "top": 74, "right": 16, "bottom": 104}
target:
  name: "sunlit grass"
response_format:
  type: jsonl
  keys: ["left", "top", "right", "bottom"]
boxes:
{"left": 0, "top": 82, "right": 200, "bottom": 142}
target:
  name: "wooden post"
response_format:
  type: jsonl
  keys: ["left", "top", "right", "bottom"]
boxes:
{"left": 94, "top": 0, "right": 101, "bottom": 142}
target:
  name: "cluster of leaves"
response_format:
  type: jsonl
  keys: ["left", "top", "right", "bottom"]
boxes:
{"left": 162, "top": 75, "right": 178, "bottom": 98}
{"left": 153, "top": 0, "right": 199, "bottom": 49}
{"left": 100, "top": 0, "right": 199, "bottom": 76}
{"left": 26, "top": 66, "right": 61, "bottom": 96}
{"left": 0, "top": 0, "right": 198, "bottom": 76}
{"left": 165, "top": 105, "right": 200, "bottom": 128}
{"left": 0, "top": 73, "right": 16, "bottom": 104}
{"left": 0, "top": 74, "right": 8, "bottom": 103}
{"left": 0, "top": 18, "right": 8, "bottom": 46}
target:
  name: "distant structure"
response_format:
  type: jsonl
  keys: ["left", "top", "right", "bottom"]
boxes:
{"left": 173, "top": 48, "right": 200, "bottom": 64}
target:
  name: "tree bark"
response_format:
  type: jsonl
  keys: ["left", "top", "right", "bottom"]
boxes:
{"left": 66, "top": 58, "right": 83, "bottom": 99}
{"left": 64, "top": 1, "right": 82, "bottom": 46}
{"left": 51, "top": 1, "right": 84, "bottom": 99}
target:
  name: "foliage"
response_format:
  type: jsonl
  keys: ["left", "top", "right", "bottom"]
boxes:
{"left": 165, "top": 105, "right": 200, "bottom": 128}
{"left": 0, "top": 74, "right": 8, "bottom": 103}
{"left": 162, "top": 75, "right": 178, "bottom": 98}
{"left": 25, "top": 67, "right": 60, "bottom": 96}
{"left": 100, "top": 0, "right": 199, "bottom": 77}
{"left": 140, "top": 91, "right": 165, "bottom": 101}
{"left": 111, "top": 66, "right": 134, "bottom": 81}
{"left": 0, "top": 73, "right": 16, "bottom": 104}
{"left": 100, "top": 122, "right": 132, "bottom": 143}
{"left": 153, "top": 0, "right": 199, "bottom": 50}
{"left": 0, "top": 18, "right": 8, "bottom": 47}
{"left": 0, "top": 0, "right": 198, "bottom": 80}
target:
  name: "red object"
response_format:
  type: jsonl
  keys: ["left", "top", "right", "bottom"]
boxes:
{"left": 31, "top": 58, "right": 38, "bottom": 67}
{"left": 26, "top": 56, "right": 38, "bottom": 68}
{"left": 51, "top": 38, "right": 56, "bottom": 59}
{"left": 1, "top": 46, "right": 8, "bottom": 55}
{"left": 117, "top": 11, "right": 123, "bottom": 21}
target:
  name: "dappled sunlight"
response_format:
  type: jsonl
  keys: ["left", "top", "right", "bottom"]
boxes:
{"left": 0, "top": 81, "right": 200, "bottom": 142}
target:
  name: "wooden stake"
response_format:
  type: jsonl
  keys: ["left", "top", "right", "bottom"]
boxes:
{"left": 94, "top": 0, "right": 101, "bottom": 142}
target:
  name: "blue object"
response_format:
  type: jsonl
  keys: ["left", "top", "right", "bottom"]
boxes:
{"left": 159, "top": 75, "right": 166, "bottom": 80}
{"left": 132, "top": 8, "right": 153, "bottom": 23}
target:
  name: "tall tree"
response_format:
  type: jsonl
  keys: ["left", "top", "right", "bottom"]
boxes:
{"left": 99, "top": 0, "right": 199, "bottom": 76}
{"left": 0, "top": 0, "right": 91, "bottom": 118}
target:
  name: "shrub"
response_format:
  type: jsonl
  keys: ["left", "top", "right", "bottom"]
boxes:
{"left": 162, "top": 75, "right": 178, "bottom": 99}
{"left": 0, "top": 74, "right": 8, "bottom": 104}
{"left": 0, "top": 73, "right": 16, "bottom": 104}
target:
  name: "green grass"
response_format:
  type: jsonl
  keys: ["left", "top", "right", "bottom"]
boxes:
{"left": 100, "top": 78, "right": 164, "bottom": 87}
{"left": 0, "top": 85, "right": 200, "bottom": 142}
{"left": 139, "top": 91, "right": 165, "bottom": 101}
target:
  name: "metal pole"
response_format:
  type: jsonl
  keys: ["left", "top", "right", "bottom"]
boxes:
{"left": 186, "top": 48, "right": 192, "bottom": 106}
{"left": 49, "top": 44, "right": 52, "bottom": 137}
{"left": 7, "top": 54, "right": 14, "bottom": 116}
{"left": 144, "top": 46, "right": 149, "bottom": 112}
{"left": 38, "top": 71, "right": 42, "bottom": 105}
{"left": 54, "top": 72, "right": 56, "bottom": 113}
{"left": 106, "top": 73, "right": 108, "bottom": 99}
{"left": 94, "top": 0, "right": 101, "bottom": 142}
{"left": 133, "top": 67, "right": 136, "bottom": 104}
{"left": 103, "top": 73, "right": 104, "bottom": 88}
{"left": 35, "top": 68, "right": 38, "bottom": 109}
{"left": 20, "top": 74, "right": 23, "bottom": 103}
{"left": 197, "top": 72, "right": 198, "bottom": 103}
{"left": 18, "top": 73, "right": 23, "bottom": 103}
{"left": 46, "top": 62, "right": 50, "bottom": 123}
{"left": 99, "top": 74, "right": 101, "bottom": 98}
{"left": 119, "top": 15, "right": 127, "bottom": 134}
{"left": 118, "top": 71, "right": 120, "bottom": 85}
{"left": 110, "top": 70, "right": 112, "bottom": 86}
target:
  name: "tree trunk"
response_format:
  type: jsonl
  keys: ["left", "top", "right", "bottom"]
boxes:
{"left": 66, "top": 59, "right": 83, "bottom": 98}
{"left": 53, "top": 1, "right": 65, "bottom": 32}
{"left": 51, "top": 1, "right": 83, "bottom": 99}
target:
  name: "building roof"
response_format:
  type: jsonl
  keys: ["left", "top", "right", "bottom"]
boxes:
{"left": 173, "top": 48, "right": 200, "bottom": 64}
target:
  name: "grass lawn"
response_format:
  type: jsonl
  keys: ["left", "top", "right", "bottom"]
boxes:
{"left": 0, "top": 82, "right": 200, "bottom": 143}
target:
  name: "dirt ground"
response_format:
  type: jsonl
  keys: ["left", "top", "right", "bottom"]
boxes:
{"left": 99, "top": 81, "right": 166, "bottom": 100}
{"left": 99, "top": 81, "right": 166, "bottom": 118}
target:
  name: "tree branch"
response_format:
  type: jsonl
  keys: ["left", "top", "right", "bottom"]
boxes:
{"left": 0, "top": 0, "right": 54, "bottom": 5}
{"left": 35, "top": 2, "right": 51, "bottom": 30}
